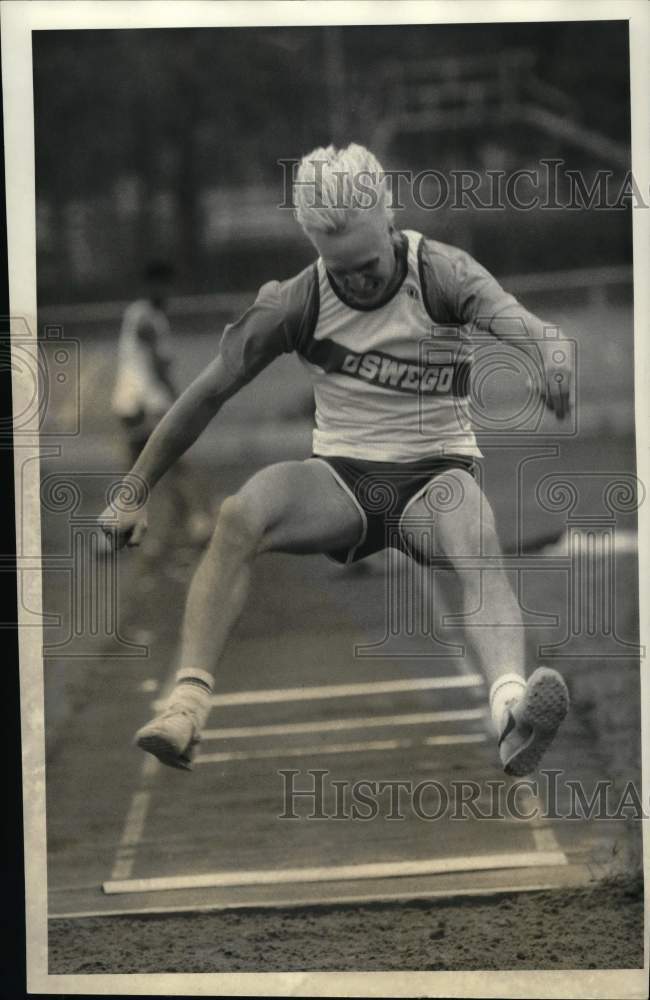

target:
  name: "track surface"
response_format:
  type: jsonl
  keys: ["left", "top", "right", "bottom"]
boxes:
{"left": 39, "top": 316, "right": 643, "bottom": 970}
{"left": 43, "top": 447, "right": 639, "bottom": 920}
{"left": 46, "top": 591, "right": 593, "bottom": 924}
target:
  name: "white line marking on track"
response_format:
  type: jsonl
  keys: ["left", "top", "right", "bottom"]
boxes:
{"left": 53, "top": 872, "right": 594, "bottom": 920}
{"left": 143, "top": 754, "right": 158, "bottom": 778}
{"left": 516, "top": 783, "right": 564, "bottom": 854}
{"left": 531, "top": 825, "right": 562, "bottom": 853}
{"left": 542, "top": 527, "right": 638, "bottom": 556}
{"left": 201, "top": 707, "right": 486, "bottom": 741}
{"left": 103, "top": 850, "right": 568, "bottom": 895}
{"left": 423, "top": 732, "right": 487, "bottom": 746}
{"left": 154, "top": 674, "right": 484, "bottom": 712}
{"left": 109, "top": 754, "right": 159, "bottom": 880}
{"left": 195, "top": 738, "right": 410, "bottom": 764}
{"left": 194, "top": 731, "right": 488, "bottom": 765}
{"left": 109, "top": 791, "right": 151, "bottom": 880}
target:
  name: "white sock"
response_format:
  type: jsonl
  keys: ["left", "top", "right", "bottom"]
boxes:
{"left": 489, "top": 672, "right": 526, "bottom": 731}
{"left": 169, "top": 668, "right": 214, "bottom": 728}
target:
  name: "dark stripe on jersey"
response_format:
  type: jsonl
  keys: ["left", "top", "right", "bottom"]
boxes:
{"left": 297, "top": 336, "right": 471, "bottom": 398}
{"left": 292, "top": 262, "right": 321, "bottom": 354}
{"left": 417, "top": 235, "right": 458, "bottom": 325}
{"left": 417, "top": 235, "right": 439, "bottom": 322}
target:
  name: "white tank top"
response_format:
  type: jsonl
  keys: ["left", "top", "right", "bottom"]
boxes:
{"left": 301, "top": 230, "right": 480, "bottom": 461}
{"left": 111, "top": 299, "right": 174, "bottom": 418}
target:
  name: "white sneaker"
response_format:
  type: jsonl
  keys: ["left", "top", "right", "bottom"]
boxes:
{"left": 135, "top": 704, "right": 201, "bottom": 770}
{"left": 498, "top": 666, "right": 569, "bottom": 776}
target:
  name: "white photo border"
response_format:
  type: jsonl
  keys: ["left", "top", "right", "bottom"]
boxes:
{"left": 2, "top": 1, "right": 648, "bottom": 996}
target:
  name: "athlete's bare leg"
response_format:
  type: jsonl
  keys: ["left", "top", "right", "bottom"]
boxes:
{"left": 181, "top": 459, "right": 362, "bottom": 674}
{"left": 403, "top": 470, "right": 568, "bottom": 775}
{"left": 403, "top": 470, "right": 524, "bottom": 689}
{"left": 135, "top": 459, "right": 363, "bottom": 768}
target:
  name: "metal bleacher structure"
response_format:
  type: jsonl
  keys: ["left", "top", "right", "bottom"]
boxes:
{"left": 43, "top": 49, "right": 633, "bottom": 325}
{"left": 370, "top": 48, "right": 630, "bottom": 169}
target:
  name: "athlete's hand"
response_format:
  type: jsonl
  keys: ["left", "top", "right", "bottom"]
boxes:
{"left": 539, "top": 339, "right": 572, "bottom": 420}
{"left": 98, "top": 480, "right": 149, "bottom": 551}
{"left": 98, "top": 504, "right": 148, "bottom": 551}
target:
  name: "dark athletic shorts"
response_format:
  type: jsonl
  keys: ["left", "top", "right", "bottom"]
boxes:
{"left": 312, "top": 453, "right": 478, "bottom": 565}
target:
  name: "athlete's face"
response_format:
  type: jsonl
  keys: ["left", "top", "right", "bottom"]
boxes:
{"left": 310, "top": 210, "right": 397, "bottom": 306}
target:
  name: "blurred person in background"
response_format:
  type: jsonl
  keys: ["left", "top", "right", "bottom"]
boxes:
{"left": 101, "top": 144, "right": 571, "bottom": 776}
{"left": 111, "top": 259, "right": 213, "bottom": 548}
{"left": 112, "top": 259, "right": 177, "bottom": 466}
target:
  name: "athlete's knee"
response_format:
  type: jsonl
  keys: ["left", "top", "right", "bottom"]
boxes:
{"left": 439, "top": 477, "right": 500, "bottom": 558}
{"left": 212, "top": 494, "right": 265, "bottom": 556}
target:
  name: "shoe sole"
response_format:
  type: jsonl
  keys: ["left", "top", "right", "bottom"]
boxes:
{"left": 502, "top": 667, "right": 569, "bottom": 777}
{"left": 136, "top": 731, "right": 195, "bottom": 771}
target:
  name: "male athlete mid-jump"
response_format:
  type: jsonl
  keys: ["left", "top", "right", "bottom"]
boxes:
{"left": 100, "top": 144, "right": 570, "bottom": 775}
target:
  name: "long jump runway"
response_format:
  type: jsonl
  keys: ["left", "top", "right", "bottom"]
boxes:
{"left": 47, "top": 544, "right": 601, "bottom": 921}
{"left": 42, "top": 328, "right": 639, "bottom": 922}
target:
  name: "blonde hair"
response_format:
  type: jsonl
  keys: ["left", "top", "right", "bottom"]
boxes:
{"left": 294, "top": 143, "right": 393, "bottom": 235}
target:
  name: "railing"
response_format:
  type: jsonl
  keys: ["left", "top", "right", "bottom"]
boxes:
{"left": 373, "top": 49, "right": 630, "bottom": 169}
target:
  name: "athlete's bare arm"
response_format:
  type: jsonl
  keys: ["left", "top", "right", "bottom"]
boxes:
{"left": 99, "top": 355, "right": 248, "bottom": 549}
{"left": 447, "top": 247, "right": 572, "bottom": 420}
{"left": 485, "top": 309, "right": 572, "bottom": 420}
{"left": 100, "top": 278, "right": 292, "bottom": 548}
